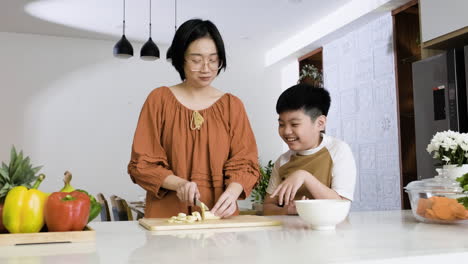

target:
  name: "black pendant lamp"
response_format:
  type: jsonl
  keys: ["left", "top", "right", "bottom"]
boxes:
{"left": 140, "top": 0, "right": 160, "bottom": 60}
{"left": 113, "top": 0, "right": 133, "bottom": 58}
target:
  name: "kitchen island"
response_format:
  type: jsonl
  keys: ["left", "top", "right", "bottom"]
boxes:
{"left": 0, "top": 210, "right": 467, "bottom": 264}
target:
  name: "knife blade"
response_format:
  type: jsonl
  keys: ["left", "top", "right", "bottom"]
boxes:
{"left": 194, "top": 198, "right": 209, "bottom": 220}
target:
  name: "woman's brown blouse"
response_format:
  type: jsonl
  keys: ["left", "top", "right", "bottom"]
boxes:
{"left": 128, "top": 87, "right": 260, "bottom": 217}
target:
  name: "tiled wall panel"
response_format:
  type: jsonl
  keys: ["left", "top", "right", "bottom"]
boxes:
{"left": 323, "top": 14, "right": 401, "bottom": 211}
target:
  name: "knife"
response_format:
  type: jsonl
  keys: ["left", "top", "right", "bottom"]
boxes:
{"left": 194, "top": 198, "right": 209, "bottom": 220}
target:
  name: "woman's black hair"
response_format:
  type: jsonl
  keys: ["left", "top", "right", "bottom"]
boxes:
{"left": 166, "top": 19, "right": 227, "bottom": 80}
{"left": 276, "top": 83, "right": 331, "bottom": 121}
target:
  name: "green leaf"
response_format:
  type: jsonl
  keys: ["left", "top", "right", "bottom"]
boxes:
{"left": 252, "top": 160, "right": 274, "bottom": 203}
{"left": 10, "top": 150, "right": 23, "bottom": 177}
{"left": 0, "top": 168, "right": 9, "bottom": 180}
{"left": 0, "top": 183, "right": 12, "bottom": 198}
{"left": 23, "top": 156, "right": 31, "bottom": 166}
{"left": 32, "top": 166, "right": 43, "bottom": 175}
{"left": 11, "top": 158, "right": 26, "bottom": 184}
{"left": 10, "top": 145, "right": 17, "bottom": 169}
{"left": 22, "top": 172, "right": 37, "bottom": 186}
{"left": 456, "top": 173, "right": 468, "bottom": 191}
{"left": 457, "top": 197, "right": 468, "bottom": 209}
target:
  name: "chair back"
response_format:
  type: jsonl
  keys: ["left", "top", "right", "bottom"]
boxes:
{"left": 96, "top": 193, "right": 111, "bottom": 221}
{"left": 110, "top": 195, "right": 134, "bottom": 221}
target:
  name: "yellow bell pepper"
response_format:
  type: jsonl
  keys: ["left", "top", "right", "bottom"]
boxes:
{"left": 2, "top": 174, "right": 47, "bottom": 233}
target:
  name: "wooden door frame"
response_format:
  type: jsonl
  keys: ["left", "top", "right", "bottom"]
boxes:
{"left": 392, "top": 0, "right": 419, "bottom": 209}
{"left": 298, "top": 47, "right": 323, "bottom": 62}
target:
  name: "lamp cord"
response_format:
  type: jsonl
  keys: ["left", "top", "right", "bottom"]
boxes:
{"left": 123, "top": 0, "right": 126, "bottom": 35}
{"left": 149, "top": 0, "right": 152, "bottom": 38}
{"left": 174, "top": 0, "right": 177, "bottom": 32}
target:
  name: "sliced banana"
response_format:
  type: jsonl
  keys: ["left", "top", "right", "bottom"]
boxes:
{"left": 192, "top": 212, "right": 202, "bottom": 221}
{"left": 186, "top": 215, "right": 197, "bottom": 221}
{"left": 167, "top": 211, "right": 213, "bottom": 224}
{"left": 203, "top": 211, "right": 221, "bottom": 220}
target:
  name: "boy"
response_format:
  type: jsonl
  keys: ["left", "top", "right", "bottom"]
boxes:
{"left": 263, "top": 84, "right": 356, "bottom": 215}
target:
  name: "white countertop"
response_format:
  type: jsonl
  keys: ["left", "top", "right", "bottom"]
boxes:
{"left": 0, "top": 210, "right": 467, "bottom": 264}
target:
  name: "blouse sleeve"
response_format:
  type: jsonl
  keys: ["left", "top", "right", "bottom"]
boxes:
{"left": 127, "top": 90, "right": 173, "bottom": 199}
{"left": 223, "top": 96, "right": 260, "bottom": 199}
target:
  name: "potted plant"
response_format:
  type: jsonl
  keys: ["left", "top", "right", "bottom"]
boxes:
{"left": 426, "top": 130, "right": 468, "bottom": 179}
{"left": 251, "top": 160, "right": 274, "bottom": 213}
{"left": 298, "top": 64, "right": 323, "bottom": 87}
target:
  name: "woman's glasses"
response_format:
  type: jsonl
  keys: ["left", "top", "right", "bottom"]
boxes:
{"left": 186, "top": 56, "right": 223, "bottom": 72}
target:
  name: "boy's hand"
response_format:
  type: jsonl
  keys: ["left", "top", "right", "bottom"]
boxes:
{"left": 271, "top": 170, "right": 311, "bottom": 206}
{"left": 286, "top": 203, "right": 298, "bottom": 214}
{"left": 287, "top": 196, "right": 309, "bottom": 214}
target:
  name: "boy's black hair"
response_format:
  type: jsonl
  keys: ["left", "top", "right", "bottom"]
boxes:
{"left": 276, "top": 83, "right": 331, "bottom": 121}
{"left": 166, "top": 19, "right": 227, "bottom": 80}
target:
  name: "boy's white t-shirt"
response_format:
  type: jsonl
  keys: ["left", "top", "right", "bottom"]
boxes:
{"left": 266, "top": 134, "right": 356, "bottom": 201}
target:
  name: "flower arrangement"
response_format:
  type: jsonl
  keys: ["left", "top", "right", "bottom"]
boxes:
{"left": 298, "top": 64, "right": 323, "bottom": 87}
{"left": 426, "top": 130, "right": 468, "bottom": 166}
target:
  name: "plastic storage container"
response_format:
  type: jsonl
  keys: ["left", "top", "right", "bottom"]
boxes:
{"left": 405, "top": 169, "right": 468, "bottom": 224}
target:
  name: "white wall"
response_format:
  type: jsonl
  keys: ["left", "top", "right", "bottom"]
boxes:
{"left": 420, "top": 0, "right": 468, "bottom": 42}
{"left": 0, "top": 32, "right": 285, "bottom": 208}
{"left": 323, "top": 13, "right": 401, "bottom": 211}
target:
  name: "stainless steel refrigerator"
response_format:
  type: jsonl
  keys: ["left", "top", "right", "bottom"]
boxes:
{"left": 412, "top": 47, "right": 468, "bottom": 179}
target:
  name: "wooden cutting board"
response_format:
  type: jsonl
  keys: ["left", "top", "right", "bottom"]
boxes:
{"left": 139, "top": 215, "right": 282, "bottom": 231}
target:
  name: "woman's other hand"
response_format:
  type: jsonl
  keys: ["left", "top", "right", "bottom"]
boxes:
{"left": 211, "top": 182, "right": 243, "bottom": 218}
{"left": 176, "top": 181, "right": 200, "bottom": 205}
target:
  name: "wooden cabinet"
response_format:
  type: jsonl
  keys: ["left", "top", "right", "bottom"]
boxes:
{"left": 420, "top": 0, "right": 468, "bottom": 49}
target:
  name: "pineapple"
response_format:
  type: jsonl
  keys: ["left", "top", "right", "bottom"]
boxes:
{"left": 0, "top": 146, "right": 43, "bottom": 203}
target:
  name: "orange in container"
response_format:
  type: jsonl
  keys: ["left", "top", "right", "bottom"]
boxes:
{"left": 405, "top": 172, "right": 468, "bottom": 224}
{"left": 416, "top": 198, "right": 433, "bottom": 217}
{"left": 417, "top": 196, "right": 468, "bottom": 221}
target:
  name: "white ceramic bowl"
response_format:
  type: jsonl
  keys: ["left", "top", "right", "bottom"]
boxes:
{"left": 295, "top": 199, "right": 351, "bottom": 230}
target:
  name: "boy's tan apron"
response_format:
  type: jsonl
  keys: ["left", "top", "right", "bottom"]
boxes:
{"left": 278, "top": 148, "right": 333, "bottom": 199}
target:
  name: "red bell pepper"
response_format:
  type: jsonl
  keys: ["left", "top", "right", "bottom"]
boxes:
{"left": 45, "top": 191, "right": 90, "bottom": 232}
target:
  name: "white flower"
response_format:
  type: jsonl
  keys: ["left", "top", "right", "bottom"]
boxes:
{"left": 426, "top": 143, "right": 437, "bottom": 153}
{"left": 460, "top": 135, "right": 468, "bottom": 151}
{"left": 427, "top": 130, "right": 468, "bottom": 165}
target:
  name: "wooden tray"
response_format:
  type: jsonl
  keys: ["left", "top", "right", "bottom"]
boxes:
{"left": 0, "top": 226, "right": 95, "bottom": 246}
{"left": 139, "top": 215, "right": 282, "bottom": 231}
{"left": 0, "top": 242, "right": 96, "bottom": 257}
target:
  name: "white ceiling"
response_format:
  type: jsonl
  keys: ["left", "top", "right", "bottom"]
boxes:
{"left": 0, "top": 0, "right": 352, "bottom": 49}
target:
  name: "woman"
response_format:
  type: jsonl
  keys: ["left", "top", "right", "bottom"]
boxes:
{"left": 128, "top": 19, "right": 260, "bottom": 218}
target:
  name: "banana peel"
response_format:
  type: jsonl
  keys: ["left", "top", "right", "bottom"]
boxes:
{"left": 60, "top": 171, "right": 75, "bottom": 192}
